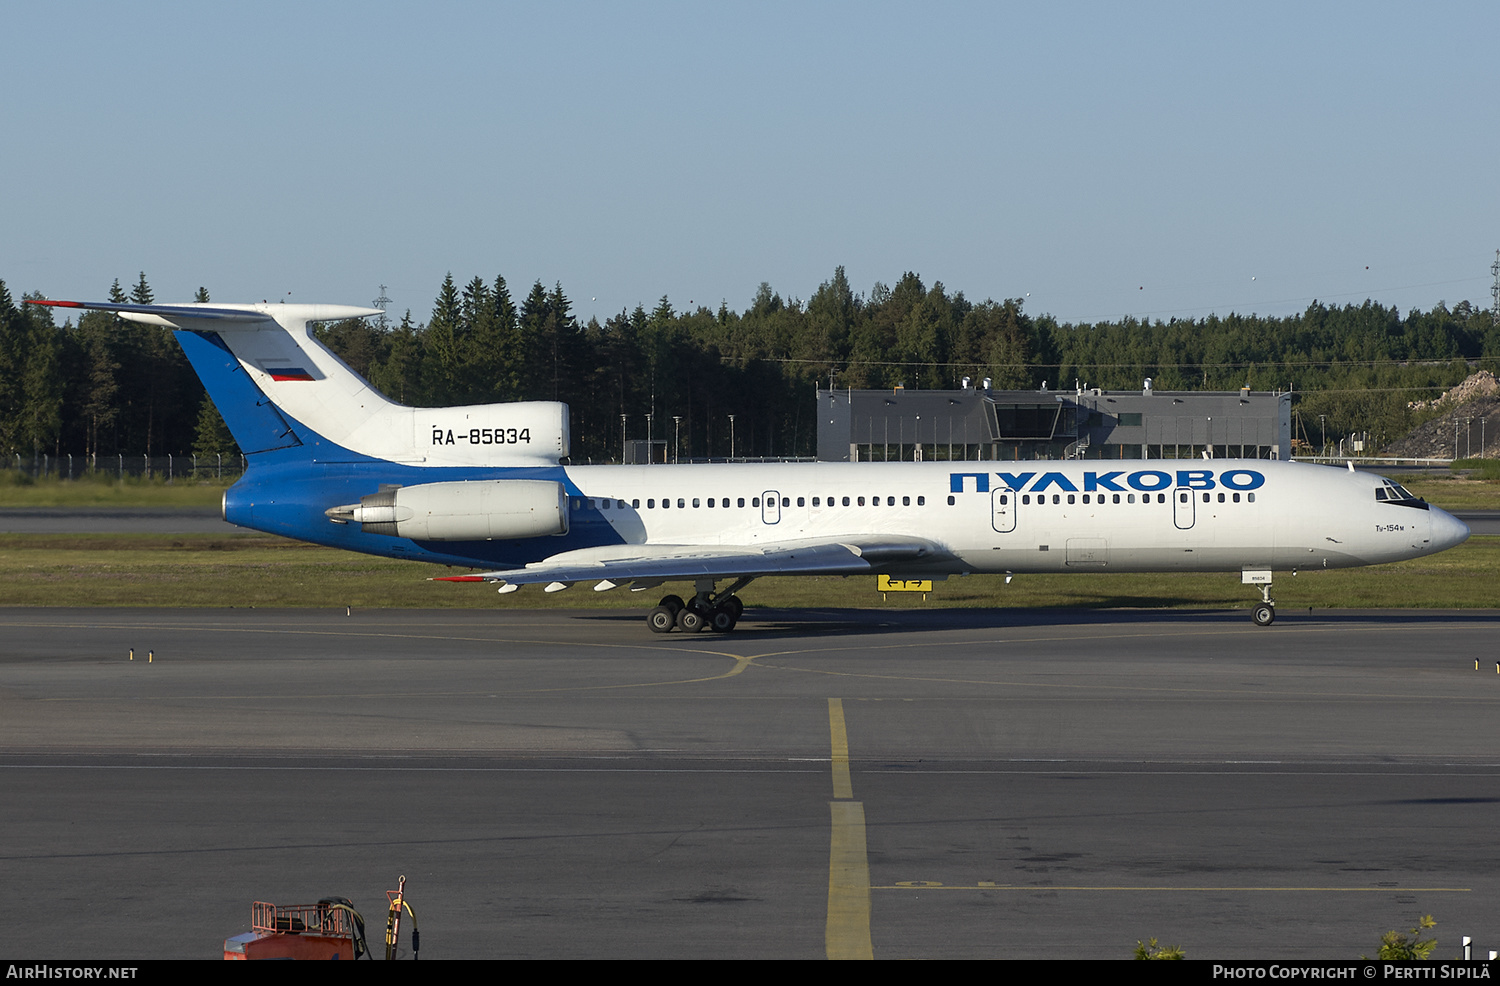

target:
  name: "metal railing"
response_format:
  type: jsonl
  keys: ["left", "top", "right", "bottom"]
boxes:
{"left": 1, "top": 452, "right": 248, "bottom": 482}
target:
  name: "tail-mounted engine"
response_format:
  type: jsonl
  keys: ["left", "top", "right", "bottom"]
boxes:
{"left": 326, "top": 480, "right": 568, "bottom": 541}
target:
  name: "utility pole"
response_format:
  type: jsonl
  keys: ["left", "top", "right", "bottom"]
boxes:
{"left": 728, "top": 414, "right": 736, "bottom": 461}
{"left": 1491, "top": 249, "right": 1500, "bottom": 323}
{"left": 372, "top": 284, "right": 392, "bottom": 331}
{"left": 672, "top": 416, "right": 682, "bottom": 464}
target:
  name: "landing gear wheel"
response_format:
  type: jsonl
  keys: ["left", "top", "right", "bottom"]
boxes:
{"left": 676, "top": 606, "right": 707, "bottom": 633}
{"left": 1252, "top": 602, "right": 1276, "bottom": 627}
{"left": 722, "top": 596, "right": 744, "bottom": 621}
{"left": 647, "top": 606, "right": 676, "bottom": 633}
{"left": 708, "top": 606, "right": 739, "bottom": 633}
{"left": 658, "top": 595, "right": 685, "bottom": 616}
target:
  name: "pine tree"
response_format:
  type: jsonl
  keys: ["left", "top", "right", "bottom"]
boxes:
{"left": 130, "top": 272, "right": 154, "bottom": 305}
{"left": 18, "top": 295, "right": 63, "bottom": 455}
{"left": 0, "top": 282, "right": 21, "bottom": 453}
{"left": 192, "top": 395, "right": 238, "bottom": 462}
{"left": 424, "top": 274, "right": 463, "bottom": 403}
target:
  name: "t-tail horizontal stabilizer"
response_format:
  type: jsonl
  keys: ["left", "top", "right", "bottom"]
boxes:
{"left": 23, "top": 299, "right": 571, "bottom": 467}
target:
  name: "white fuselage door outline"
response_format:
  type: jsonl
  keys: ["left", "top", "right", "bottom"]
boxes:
{"left": 1174, "top": 487, "right": 1196, "bottom": 529}
{"left": 991, "top": 488, "right": 1016, "bottom": 533}
{"left": 761, "top": 490, "right": 781, "bottom": 525}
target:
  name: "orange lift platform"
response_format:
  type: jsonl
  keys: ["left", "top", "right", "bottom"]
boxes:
{"left": 224, "top": 877, "right": 418, "bottom": 960}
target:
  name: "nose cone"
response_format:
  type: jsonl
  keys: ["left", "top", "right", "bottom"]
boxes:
{"left": 1430, "top": 506, "right": 1470, "bottom": 552}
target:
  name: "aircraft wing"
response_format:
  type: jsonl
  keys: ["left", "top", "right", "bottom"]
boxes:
{"left": 437, "top": 535, "right": 948, "bottom": 590}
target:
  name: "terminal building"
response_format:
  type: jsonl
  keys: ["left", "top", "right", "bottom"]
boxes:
{"left": 816, "top": 380, "right": 1291, "bottom": 462}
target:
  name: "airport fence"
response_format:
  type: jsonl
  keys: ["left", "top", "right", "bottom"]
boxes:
{"left": 1, "top": 452, "right": 248, "bottom": 482}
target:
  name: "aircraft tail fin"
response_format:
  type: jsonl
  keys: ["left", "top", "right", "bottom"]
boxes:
{"left": 26, "top": 299, "right": 570, "bottom": 466}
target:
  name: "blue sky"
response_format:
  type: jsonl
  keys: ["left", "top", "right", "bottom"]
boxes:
{"left": 4, "top": 1, "right": 1497, "bottom": 326}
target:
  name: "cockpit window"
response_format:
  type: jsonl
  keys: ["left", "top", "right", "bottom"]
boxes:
{"left": 1377, "top": 482, "right": 1428, "bottom": 509}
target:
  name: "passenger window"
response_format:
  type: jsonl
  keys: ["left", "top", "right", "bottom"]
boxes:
{"left": 1202, "top": 493, "right": 1210, "bottom": 503}
{"left": 632, "top": 499, "right": 640, "bottom": 508}
{"left": 1067, "top": 494, "right": 1075, "bottom": 504}
{"left": 858, "top": 497, "right": 866, "bottom": 506}
{"left": 1248, "top": 493, "right": 1256, "bottom": 503}
{"left": 647, "top": 499, "right": 655, "bottom": 508}
{"left": 1127, "top": 494, "right": 1135, "bottom": 503}
{"left": 902, "top": 496, "right": 910, "bottom": 506}
{"left": 1158, "top": 494, "right": 1166, "bottom": 503}
{"left": 813, "top": 497, "right": 820, "bottom": 506}
{"left": 752, "top": 497, "right": 760, "bottom": 507}
{"left": 797, "top": 497, "right": 805, "bottom": 507}
{"left": 677, "top": 498, "right": 685, "bottom": 508}
{"left": 917, "top": 496, "right": 925, "bottom": 506}
{"left": 707, "top": 498, "right": 715, "bottom": 507}
{"left": 1000, "top": 494, "right": 1008, "bottom": 505}
{"left": 782, "top": 497, "right": 789, "bottom": 507}
{"left": 692, "top": 498, "right": 700, "bottom": 508}
{"left": 1217, "top": 493, "right": 1225, "bottom": 503}
{"left": 1179, "top": 492, "right": 1188, "bottom": 503}
{"left": 1053, "top": 495, "right": 1061, "bottom": 504}
{"left": 662, "top": 498, "right": 670, "bottom": 509}
{"left": 843, "top": 497, "right": 851, "bottom": 506}
{"left": 738, "top": 498, "right": 745, "bottom": 507}
{"left": 1233, "top": 493, "right": 1241, "bottom": 503}
{"left": 946, "top": 495, "right": 955, "bottom": 505}
{"left": 1022, "top": 494, "right": 1030, "bottom": 505}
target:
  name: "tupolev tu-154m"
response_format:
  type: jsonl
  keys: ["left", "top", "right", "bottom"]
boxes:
{"left": 27, "top": 298, "right": 1470, "bottom": 633}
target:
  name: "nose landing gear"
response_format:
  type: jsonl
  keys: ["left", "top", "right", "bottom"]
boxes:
{"left": 1251, "top": 584, "right": 1276, "bottom": 626}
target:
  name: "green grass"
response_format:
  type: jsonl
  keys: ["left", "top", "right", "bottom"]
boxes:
{"left": 1396, "top": 474, "right": 1500, "bottom": 511}
{"left": 0, "top": 472, "right": 232, "bottom": 507}
{"left": 0, "top": 532, "right": 1494, "bottom": 611}
{"left": 1451, "top": 458, "right": 1500, "bottom": 481}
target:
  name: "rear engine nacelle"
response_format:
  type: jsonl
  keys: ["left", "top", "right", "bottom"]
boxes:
{"left": 326, "top": 480, "right": 568, "bottom": 541}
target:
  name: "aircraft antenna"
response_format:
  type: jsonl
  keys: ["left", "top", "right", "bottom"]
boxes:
{"left": 373, "top": 284, "right": 392, "bottom": 331}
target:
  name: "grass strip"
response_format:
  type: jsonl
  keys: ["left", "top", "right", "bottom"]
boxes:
{"left": 0, "top": 532, "right": 1494, "bottom": 612}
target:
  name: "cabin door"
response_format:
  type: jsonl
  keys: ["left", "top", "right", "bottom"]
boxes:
{"left": 1173, "top": 487, "right": 1196, "bottom": 529}
{"left": 761, "top": 490, "right": 781, "bottom": 524}
{"left": 991, "top": 488, "right": 1016, "bottom": 533}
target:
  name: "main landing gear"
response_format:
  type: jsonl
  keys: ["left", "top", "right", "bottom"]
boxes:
{"left": 1251, "top": 583, "right": 1276, "bottom": 627}
{"left": 647, "top": 578, "right": 753, "bottom": 634}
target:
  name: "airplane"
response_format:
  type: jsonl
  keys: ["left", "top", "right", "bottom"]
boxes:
{"left": 27, "top": 298, "right": 1471, "bottom": 632}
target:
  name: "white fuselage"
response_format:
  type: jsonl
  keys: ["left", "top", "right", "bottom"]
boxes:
{"left": 553, "top": 458, "right": 1466, "bottom": 576}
